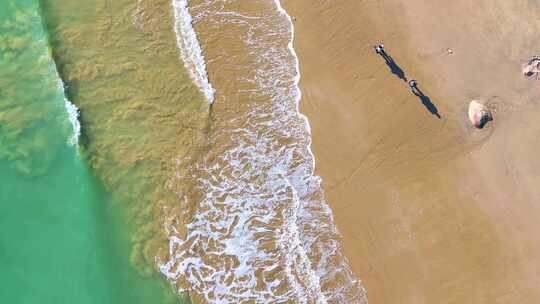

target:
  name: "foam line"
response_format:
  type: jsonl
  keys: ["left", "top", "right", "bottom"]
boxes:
{"left": 171, "top": 0, "right": 215, "bottom": 104}
{"left": 273, "top": 1, "right": 368, "bottom": 302}
{"left": 38, "top": 7, "right": 81, "bottom": 147}
{"left": 56, "top": 79, "right": 81, "bottom": 146}
{"left": 271, "top": 3, "right": 327, "bottom": 302}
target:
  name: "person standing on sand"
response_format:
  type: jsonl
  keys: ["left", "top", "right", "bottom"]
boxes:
{"left": 408, "top": 79, "right": 418, "bottom": 94}
{"left": 408, "top": 79, "right": 441, "bottom": 118}
{"left": 375, "top": 44, "right": 407, "bottom": 81}
{"left": 374, "top": 44, "right": 384, "bottom": 54}
{"left": 374, "top": 43, "right": 396, "bottom": 67}
{"left": 374, "top": 44, "right": 390, "bottom": 61}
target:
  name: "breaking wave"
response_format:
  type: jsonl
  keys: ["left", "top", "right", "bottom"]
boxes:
{"left": 57, "top": 79, "right": 81, "bottom": 146}
{"left": 34, "top": 0, "right": 82, "bottom": 147}
{"left": 172, "top": 0, "right": 215, "bottom": 104}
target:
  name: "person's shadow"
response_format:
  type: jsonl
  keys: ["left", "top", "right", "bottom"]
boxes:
{"left": 380, "top": 51, "right": 407, "bottom": 82}
{"left": 412, "top": 87, "right": 441, "bottom": 119}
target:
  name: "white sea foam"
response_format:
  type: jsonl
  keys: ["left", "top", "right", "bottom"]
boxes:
{"left": 57, "top": 80, "right": 81, "bottom": 146}
{"left": 42, "top": 16, "right": 81, "bottom": 147}
{"left": 64, "top": 99, "right": 81, "bottom": 146}
{"left": 171, "top": 0, "right": 215, "bottom": 104}
{"left": 160, "top": 1, "right": 367, "bottom": 303}
{"left": 49, "top": 55, "right": 81, "bottom": 146}
{"left": 35, "top": 8, "right": 81, "bottom": 146}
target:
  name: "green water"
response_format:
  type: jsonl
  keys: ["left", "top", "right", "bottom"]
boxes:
{"left": 39, "top": 0, "right": 208, "bottom": 281}
{"left": 0, "top": 0, "right": 181, "bottom": 302}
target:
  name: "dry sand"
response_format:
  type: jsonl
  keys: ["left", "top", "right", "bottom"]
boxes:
{"left": 283, "top": 0, "right": 540, "bottom": 303}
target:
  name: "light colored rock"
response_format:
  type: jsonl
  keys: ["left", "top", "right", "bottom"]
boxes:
{"left": 523, "top": 57, "right": 540, "bottom": 79}
{"left": 468, "top": 100, "right": 492, "bottom": 128}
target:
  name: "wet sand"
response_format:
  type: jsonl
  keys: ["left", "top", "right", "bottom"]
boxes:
{"left": 160, "top": 1, "right": 367, "bottom": 302}
{"left": 283, "top": 0, "right": 540, "bottom": 303}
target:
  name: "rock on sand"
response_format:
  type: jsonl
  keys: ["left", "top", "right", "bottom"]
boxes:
{"left": 468, "top": 100, "right": 492, "bottom": 128}
{"left": 523, "top": 57, "right": 540, "bottom": 79}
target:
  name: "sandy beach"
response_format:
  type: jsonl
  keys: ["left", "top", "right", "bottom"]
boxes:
{"left": 283, "top": 0, "right": 540, "bottom": 302}
{"left": 6, "top": 0, "right": 540, "bottom": 302}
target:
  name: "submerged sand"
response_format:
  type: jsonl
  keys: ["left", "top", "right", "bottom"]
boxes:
{"left": 283, "top": 0, "right": 540, "bottom": 303}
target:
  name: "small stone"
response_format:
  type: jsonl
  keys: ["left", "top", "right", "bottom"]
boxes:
{"left": 468, "top": 100, "right": 492, "bottom": 129}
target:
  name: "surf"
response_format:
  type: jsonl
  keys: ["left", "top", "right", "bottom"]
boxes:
{"left": 171, "top": 0, "right": 215, "bottom": 104}
{"left": 160, "top": 0, "right": 367, "bottom": 302}
{"left": 57, "top": 77, "right": 81, "bottom": 146}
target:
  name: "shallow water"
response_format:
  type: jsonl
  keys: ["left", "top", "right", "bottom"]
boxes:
{"left": 0, "top": 0, "right": 187, "bottom": 302}
{"left": 160, "top": 1, "right": 366, "bottom": 303}
{"left": 2, "top": 0, "right": 366, "bottom": 302}
{"left": 39, "top": 0, "right": 210, "bottom": 276}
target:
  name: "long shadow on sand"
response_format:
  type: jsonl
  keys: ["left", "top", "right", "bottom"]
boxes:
{"left": 380, "top": 52, "right": 407, "bottom": 82}
{"left": 413, "top": 88, "right": 441, "bottom": 118}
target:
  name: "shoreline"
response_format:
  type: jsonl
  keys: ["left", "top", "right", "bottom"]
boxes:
{"left": 284, "top": 0, "right": 540, "bottom": 302}
{"left": 161, "top": 0, "right": 366, "bottom": 302}
{"left": 274, "top": 1, "right": 369, "bottom": 301}
{"left": 274, "top": 1, "right": 370, "bottom": 302}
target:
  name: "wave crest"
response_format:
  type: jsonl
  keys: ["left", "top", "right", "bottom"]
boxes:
{"left": 172, "top": 0, "right": 215, "bottom": 104}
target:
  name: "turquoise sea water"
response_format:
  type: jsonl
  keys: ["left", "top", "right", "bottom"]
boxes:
{"left": 0, "top": 0, "right": 179, "bottom": 302}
